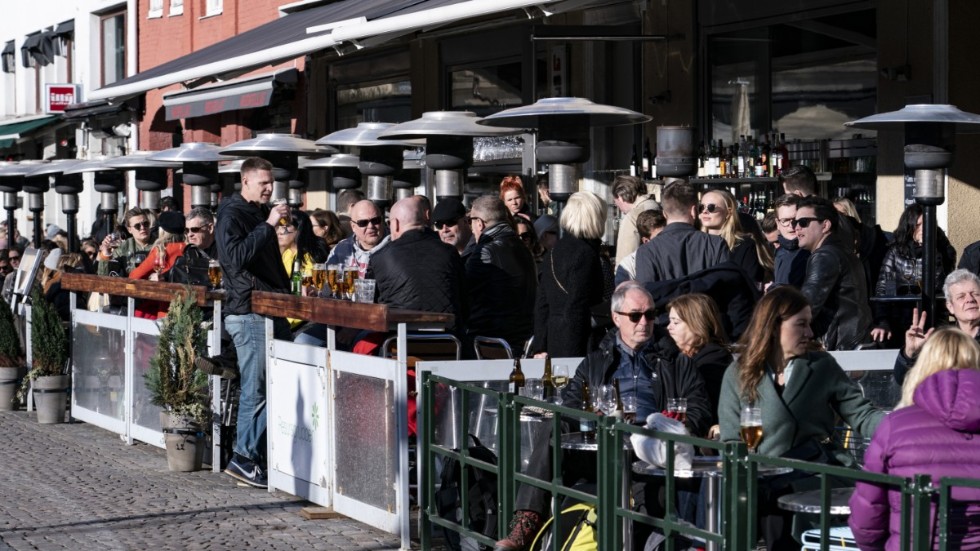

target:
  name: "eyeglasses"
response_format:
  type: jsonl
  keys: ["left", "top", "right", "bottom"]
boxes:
{"left": 186, "top": 225, "right": 210, "bottom": 234}
{"left": 352, "top": 217, "right": 382, "bottom": 228}
{"left": 467, "top": 216, "right": 486, "bottom": 225}
{"left": 791, "top": 217, "right": 822, "bottom": 229}
{"left": 83, "top": 250, "right": 97, "bottom": 258}
{"left": 8, "top": 255, "right": 19, "bottom": 261}
{"left": 777, "top": 217, "right": 795, "bottom": 226}
{"left": 277, "top": 225, "right": 296, "bottom": 235}
{"left": 130, "top": 222, "right": 150, "bottom": 230}
{"left": 434, "top": 220, "right": 459, "bottom": 230}
{"left": 519, "top": 232, "right": 533, "bottom": 242}
{"left": 698, "top": 203, "right": 722, "bottom": 214}
{"left": 615, "top": 310, "right": 656, "bottom": 323}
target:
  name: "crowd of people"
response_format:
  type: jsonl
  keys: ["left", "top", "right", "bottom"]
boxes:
{"left": 21, "top": 155, "right": 980, "bottom": 550}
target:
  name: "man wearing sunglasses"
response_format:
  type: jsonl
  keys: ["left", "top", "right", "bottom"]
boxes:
{"left": 432, "top": 197, "right": 474, "bottom": 260}
{"left": 795, "top": 196, "right": 872, "bottom": 350}
{"left": 97, "top": 207, "right": 155, "bottom": 276}
{"left": 495, "top": 281, "right": 711, "bottom": 550}
{"left": 326, "top": 200, "right": 390, "bottom": 275}
{"left": 635, "top": 180, "right": 729, "bottom": 284}
{"left": 463, "top": 196, "right": 536, "bottom": 354}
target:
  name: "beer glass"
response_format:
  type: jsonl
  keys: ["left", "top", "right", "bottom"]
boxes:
{"left": 312, "top": 263, "right": 327, "bottom": 296}
{"left": 208, "top": 259, "right": 222, "bottom": 290}
{"left": 343, "top": 266, "right": 358, "bottom": 300}
{"left": 327, "top": 264, "right": 341, "bottom": 298}
{"left": 740, "top": 405, "right": 763, "bottom": 453}
{"left": 272, "top": 198, "right": 289, "bottom": 226}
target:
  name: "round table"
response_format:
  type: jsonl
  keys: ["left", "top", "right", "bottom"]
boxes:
{"left": 777, "top": 487, "right": 854, "bottom": 515}
{"left": 633, "top": 457, "right": 793, "bottom": 551}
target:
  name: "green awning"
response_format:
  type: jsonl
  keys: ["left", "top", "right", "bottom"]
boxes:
{"left": 0, "top": 115, "right": 58, "bottom": 149}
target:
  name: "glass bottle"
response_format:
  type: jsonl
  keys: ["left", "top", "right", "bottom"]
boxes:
{"left": 508, "top": 358, "right": 525, "bottom": 395}
{"left": 290, "top": 258, "right": 303, "bottom": 295}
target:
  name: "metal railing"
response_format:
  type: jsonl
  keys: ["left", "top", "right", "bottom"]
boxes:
{"left": 421, "top": 373, "right": 977, "bottom": 551}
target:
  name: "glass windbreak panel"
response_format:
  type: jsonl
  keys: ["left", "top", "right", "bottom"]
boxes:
{"left": 132, "top": 332, "right": 163, "bottom": 431}
{"left": 334, "top": 372, "right": 395, "bottom": 511}
{"left": 709, "top": 28, "right": 768, "bottom": 146}
{"left": 72, "top": 323, "right": 126, "bottom": 419}
{"left": 450, "top": 61, "right": 523, "bottom": 116}
{"left": 336, "top": 80, "right": 411, "bottom": 130}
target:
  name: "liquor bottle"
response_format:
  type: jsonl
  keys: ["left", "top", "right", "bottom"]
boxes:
{"left": 542, "top": 355, "right": 556, "bottom": 402}
{"left": 707, "top": 140, "right": 719, "bottom": 178}
{"left": 580, "top": 381, "right": 596, "bottom": 442}
{"left": 756, "top": 135, "right": 768, "bottom": 177}
{"left": 642, "top": 138, "right": 653, "bottom": 180}
{"left": 629, "top": 148, "right": 640, "bottom": 177}
{"left": 718, "top": 141, "right": 727, "bottom": 178}
{"left": 697, "top": 141, "right": 707, "bottom": 178}
{"left": 290, "top": 258, "right": 303, "bottom": 295}
{"left": 508, "top": 358, "right": 525, "bottom": 395}
{"left": 775, "top": 132, "right": 790, "bottom": 175}
{"left": 748, "top": 136, "right": 759, "bottom": 176}
{"left": 612, "top": 378, "right": 625, "bottom": 420}
{"left": 736, "top": 136, "right": 747, "bottom": 178}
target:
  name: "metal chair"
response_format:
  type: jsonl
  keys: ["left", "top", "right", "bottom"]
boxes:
{"left": 473, "top": 336, "right": 513, "bottom": 360}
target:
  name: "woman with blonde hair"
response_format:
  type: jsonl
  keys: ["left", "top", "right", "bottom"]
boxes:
{"left": 850, "top": 327, "right": 980, "bottom": 550}
{"left": 532, "top": 191, "right": 606, "bottom": 358}
{"left": 698, "top": 188, "right": 773, "bottom": 287}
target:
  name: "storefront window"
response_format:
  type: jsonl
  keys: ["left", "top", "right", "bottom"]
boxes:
{"left": 335, "top": 80, "right": 412, "bottom": 129}
{"left": 100, "top": 11, "right": 126, "bottom": 86}
{"left": 707, "top": 9, "right": 877, "bottom": 143}
{"left": 449, "top": 61, "right": 523, "bottom": 116}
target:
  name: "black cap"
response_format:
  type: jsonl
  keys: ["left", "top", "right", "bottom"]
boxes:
{"left": 432, "top": 198, "right": 466, "bottom": 224}
{"left": 158, "top": 211, "right": 186, "bottom": 234}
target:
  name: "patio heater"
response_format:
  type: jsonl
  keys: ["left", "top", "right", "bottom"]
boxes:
{"left": 0, "top": 163, "right": 24, "bottom": 245}
{"left": 219, "top": 134, "right": 333, "bottom": 205}
{"left": 29, "top": 160, "right": 84, "bottom": 252}
{"left": 14, "top": 160, "right": 53, "bottom": 248}
{"left": 847, "top": 104, "right": 980, "bottom": 327}
{"left": 479, "top": 97, "right": 650, "bottom": 208}
{"left": 303, "top": 154, "right": 362, "bottom": 214}
{"left": 103, "top": 152, "right": 181, "bottom": 213}
{"left": 64, "top": 158, "right": 125, "bottom": 239}
{"left": 148, "top": 143, "right": 229, "bottom": 210}
{"left": 217, "top": 159, "right": 244, "bottom": 206}
{"left": 393, "top": 150, "right": 424, "bottom": 202}
{"left": 317, "top": 123, "right": 420, "bottom": 209}
{"left": 378, "top": 112, "right": 519, "bottom": 202}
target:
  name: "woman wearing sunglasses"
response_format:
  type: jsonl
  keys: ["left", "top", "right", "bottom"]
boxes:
{"left": 97, "top": 207, "right": 156, "bottom": 276}
{"left": 698, "top": 189, "right": 773, "bottom": 289}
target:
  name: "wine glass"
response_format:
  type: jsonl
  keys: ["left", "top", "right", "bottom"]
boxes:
{"left": 553, "top": 364, "right": 569, "bottom": 406}
{"left": 153, "top": 246, "right": 167, "bottom": 279}
{"left": 595, "top": 384, "right": 618, "bottom": 416}
{"left": 668, "top": 398, "right": 688, "bottom": 424}
{"left": 740, "top": 405, "right": 763, "bottom": 453}
{"left": 622, "top": 394, "right": 638, "bottom": 424}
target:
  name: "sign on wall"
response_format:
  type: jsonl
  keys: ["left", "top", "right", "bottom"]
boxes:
{"left": 44, "top": 84, "right": 80, "bottom": 114}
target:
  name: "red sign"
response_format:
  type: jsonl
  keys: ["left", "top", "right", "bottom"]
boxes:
{"left": 44, "top": 84, "right": 80, "bottom": 114}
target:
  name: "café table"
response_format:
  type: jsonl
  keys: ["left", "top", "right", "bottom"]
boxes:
{"left": 777, "top": 487, "right": 854, "bottom": 515}
{"left": 561, "top": 431, "right": 633, "bottom": 548}
{"left": 634, "top": 457, "right": 793, "bottom": 551}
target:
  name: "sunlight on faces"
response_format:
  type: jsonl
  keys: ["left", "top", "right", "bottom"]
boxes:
{"left": 241, "top": 169, "right": 274, "bottom": 204}
{"left": 350, "top": 201, "right": 384, "bottom": 248}
{"left": 667, "top": 307, "right": 697, "bottom": 354}
{"left": 948, "top": 280, "right": 980, "bottom": 325}
{"left": 776, "top": 204, "right": 797, "bottom": 240}
{"left": 780, "top": 306, "right": 814, "bottom": 360}
{"left": 503, "top": 189, "right": 524, "bottom": 215}
{"left": 613, "top": 289, "right": 655, "bottom": 350}
{"left": 698, "top": 191, "right": 729, "bottom": 232}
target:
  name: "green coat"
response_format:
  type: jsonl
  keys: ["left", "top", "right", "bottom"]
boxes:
{"left": 97, "top": 239, "right": 152, "bottom": 276}
{"left": 718, "top": 351, "right": 884, "bottom": 458}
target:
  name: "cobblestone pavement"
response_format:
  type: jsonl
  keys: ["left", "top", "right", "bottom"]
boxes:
{"left": 0, "top": 410, "right": 405, "bottom": 550}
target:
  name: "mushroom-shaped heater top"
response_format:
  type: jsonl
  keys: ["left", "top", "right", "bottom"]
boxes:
{"left": 29, "top": 160, "right": 85, "bottom": 195}
{"left": 149, "top": 142, "right": 228, "bottom": 188}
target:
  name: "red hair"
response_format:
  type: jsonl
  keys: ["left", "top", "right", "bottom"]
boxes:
{"left": 499, "top": 175, "right": 525, "bottom": 199}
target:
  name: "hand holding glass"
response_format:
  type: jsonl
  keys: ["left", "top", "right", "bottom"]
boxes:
{"left": 740, "top": 405, "right": 763, "bottom": 453}
{"left": 668, "top": 397, "right": 688, "bottom": 424}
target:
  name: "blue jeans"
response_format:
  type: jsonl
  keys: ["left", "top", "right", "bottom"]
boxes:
{"left": 226, "top": 313, "right": 290, "bottom": 464}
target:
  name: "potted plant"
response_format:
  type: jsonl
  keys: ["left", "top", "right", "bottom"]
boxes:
{"left": 0, "top": 294, "right": 24, "bottom": 410}
{"left": 145, "top": 289, "right": 209, "bottom": 471}
{"left": 22, "top": 290, "right": 69, "bottom": 423}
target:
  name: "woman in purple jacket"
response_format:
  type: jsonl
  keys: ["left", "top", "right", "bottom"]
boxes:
{"left": 849, "top": 327, "right": 980, "bottom": 550}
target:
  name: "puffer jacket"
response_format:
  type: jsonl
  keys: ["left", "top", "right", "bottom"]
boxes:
{"left": 774, "top": 235, "right": 809, "bottom": 288}
{"left": 215, "top": 194, "right": 290, "bottom": 315}
{"left": 563, "top": 331, "right": 713, "bottom": 438}
{"left": 801, "top": 234, "right": 872, "bottom": 350}
{"left": 850, "top": 369, "right": 980, "bottom": 551}
{"left": 464, "top": 223, "right": 536, "bottom": 349}
{"left": 366, "top": 228, "right": 464, "bottom": 333}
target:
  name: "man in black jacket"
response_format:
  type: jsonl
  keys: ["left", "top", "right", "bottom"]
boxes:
{"left": 367, "top": 196, "right": 465, "bottom": 334}
{"left": 464, "top": 195, "right": 536, "bottom": 354}
{"left": 795, "top": 196, "right": 872, "bottom": 350}
{"left": 495, "top": 281, "right": 711, "bottom": 550}
{"left": 216, "top": 157, "right": 292, "bottom": 488}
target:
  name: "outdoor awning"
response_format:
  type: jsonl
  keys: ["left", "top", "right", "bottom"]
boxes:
{"left": 61, "top": 99, "right": 135, "bottom": 122}
{"left": 89, "top": 0, "right": 570, "bottom": 102}
{"left": 0, "top": 115, "right": 59, "bottom": 149}
{"left": 162, "top": 68, "right": 297, "bottom": 120}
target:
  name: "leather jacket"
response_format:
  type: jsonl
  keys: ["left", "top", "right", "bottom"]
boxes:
{"left": 464, "top": 223, "right": 537, "bottom": 348}
{"left": 801, "top": 234, "right": 872, "bottom": 350}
